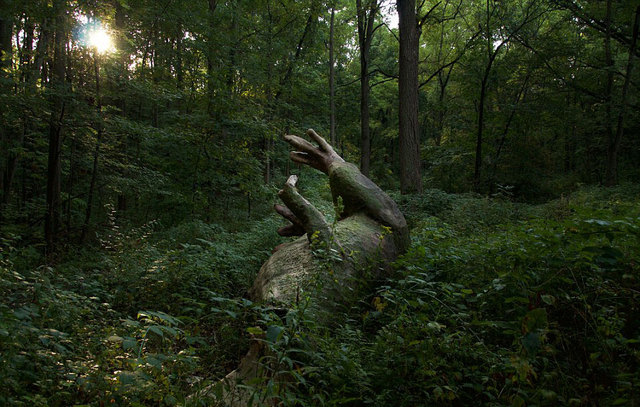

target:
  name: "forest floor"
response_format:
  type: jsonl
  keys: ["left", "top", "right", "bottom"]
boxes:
{"left": 1, "top": 184, "right": 639, "bottom": 406}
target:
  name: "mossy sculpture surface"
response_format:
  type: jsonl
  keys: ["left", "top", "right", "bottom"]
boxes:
{"left": 219, "top": 130, "right": 410, "bottom": 405}
{"left": 248, "top": 129, "right": 410, "bottom": 306}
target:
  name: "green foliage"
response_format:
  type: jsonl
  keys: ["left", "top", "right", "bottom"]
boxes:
{"left": 2, "top": 184, "right": 640, "bottom": 405}
{"left": 0, "top": 206, "right": 284, "bottom": 405}
{"left": 2, "top": 0, "right": 640, "bottom": 403}
{"left": 207, "top": 185, "right": 640, "bottom": 406}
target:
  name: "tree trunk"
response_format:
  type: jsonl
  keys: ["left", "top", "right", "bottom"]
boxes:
{"left": 357, "top": 0, "right": 377, "bottom": 177}
{"left": 604, "top": 5, "right": 639, "bottom": 186}
{"left": 433, "top": 7, "right": 454, "bottom": 147}
{"left": 602, "top": 0, "right": 615, "bottom": 185}
{"left": 81, "top": 55, "right": 102, "bottom": 242}
{"left": 474, "top": 0, "right": 497, "bottom": 192}
{"left": 0, "top": 1, "right": 12, "bottom": 73}
{"left": 4, "top": 19, "right": 35, "bottom": 208}
{"left": 329, "top": 5, "right": 337, "bottom": 147}
{"left": 45, "top": 0, "right": 66, "bottom": 254}
{"left": 474, "top": 76, "right": 488, "bottom": 191}
{"left": 489, "top": 72, "right": 530, "bottom": 191}
{"left": 0, "top": 1, "right": 13, "bottom": 211}
{"left": 34, "top": 18, "right": 50, "bottom": 85}
{"left": 66, "top": 135, "right": 76, "bottom": 234}
{"left": 227, "top": 6, "right": 238, "bottom": 97}
{"left": 206, "top": 0, "right": 218, "bottom": 116}
{"left": 398, "top": 0, "right": 422, "bottom": 193}
{"left": 176, "top": 21, "right": 184, "bottom": 91}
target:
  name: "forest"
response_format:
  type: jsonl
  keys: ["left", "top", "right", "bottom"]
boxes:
{"left": 1, "top": 0, "right": 639, "bottom": 405}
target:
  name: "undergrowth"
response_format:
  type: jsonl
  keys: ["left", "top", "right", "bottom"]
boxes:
{"left": 1, "top": 184, "right": 639, "bottom": 406}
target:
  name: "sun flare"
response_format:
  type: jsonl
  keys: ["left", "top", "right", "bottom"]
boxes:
{"left": 87, "top": 26, "right": 113, "bottom": 54}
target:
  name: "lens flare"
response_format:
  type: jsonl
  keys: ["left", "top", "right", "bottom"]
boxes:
{"left": 87, "top": 26, "right": 113, "bottom": 54}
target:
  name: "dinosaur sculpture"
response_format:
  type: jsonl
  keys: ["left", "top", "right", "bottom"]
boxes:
{"left": 218, "top": 129, "right": 410, "bottom": 405}
{"left": 249, "top": 129, "right": 410, "bottom": 306}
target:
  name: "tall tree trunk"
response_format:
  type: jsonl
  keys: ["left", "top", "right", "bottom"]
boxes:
{"left": 602, "top": 0, "right": 615, "bottom": 185}
{"left": 264, "top": 0, "right": 274, "bottom": 185}
{"left": 357, "top": 0, "right": 377, "bottom": 177}
{"left": 227, "top": 6, "right": 238, "bottom": 97}
{"left": 270, "top": 3, "right": 317, "bottom": 182}
{"left": 4, "top": 20, "right": 34, "bottom": 208}
{"left": 604, "top": 5, "right": 639, "bottom": 186}
{"left": 45, "top": 0, "right": 67, "bottom": 254}
{"left": 398, "top": 0, "right": 422, "bottom": 193}
{"left": 474, "top": 0, "right": 497, "bottom": 192}
{"left": 0, "top": 1, "right": 12, "bottom": 74}
{"left": 435, "top": 79, "right": 446, "bottom": 146}
{"left": 0, "top": 2, "right": 13, "bottom": 209}
{"left": 34, "top": 18, "right": 50, "bottom": 85}
{"left": 489, "top": 72, "right": 530, "bottom": 192}
{"left": 434, "top": 5, "right": 453, "bottom": 147}
{"left": 329, "top": 5, "right": 337, "bottom": 146}
{"left": 207, "top": 0, "right": 219, "bottom": 116}
{"left": 66, "top": 135, "right": 76, "bottom": 234}
{"left": 151, "top": 34, "right": 159, "bottom": 127}
{"left": 176, "top": 21, "right": 184, "bottom": 91}
{"left": 81, "top": 55, "right": 102, "bottom": 242}
{"left": 474, "top": 75, "right": 488, "bottom": 191}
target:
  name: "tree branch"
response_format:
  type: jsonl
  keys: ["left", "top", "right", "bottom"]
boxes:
{"left": 418, "top": 1, "right": 442, "bottom": 28}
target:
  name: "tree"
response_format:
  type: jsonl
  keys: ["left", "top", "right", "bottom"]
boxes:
{"left": 45, "top": 0, "right": 67, "bottom": 254}
{"left": 397, "top": 0, "right": 422, "bottom": 193}
{"left": 329, "top": 4, "right": 337, "bottom": 146}
{"left": 604, "top": 5, "right": 639, "bottom": 186}
{"left": 81, "top": 50, "right": 104, "bottom": 242}
{"left": 356, "top": 0, "right": 379, "bottom": 177}
{"left": 472, "top": 0, "right": 542, "bottom": 191}
{"left": 0, "top": 0, "right": 14, "bottom": 211}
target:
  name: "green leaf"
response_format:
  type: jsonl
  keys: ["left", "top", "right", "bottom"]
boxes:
{"left": 146, "top": 356, "right": 162, "bottom": 368}
{"left": 522, "top": 308, "right": 547, "bottom": 333}
{"left": 148, "top": 326, "right": 163, "bottom": 338}
{"left": 247, "top": 326, "right": 264, "bottom": 336}
{"left": 541, "top": 295, "right": 555, "bottom": 305}
{"left": 522, "top": 332, "right": 541, "bottom": 355}
{"left": 163, "top": 326, "right": 179, "bottom": 337}
{"left": 119, "top": 372, "right": 136, "bottom": 385}
{"left": 511, "top": 395, "right": 525, "bottom": 407}
{"left": 266, "top": 325, "right": 284, "bottom": 343}
{"left": 123, "top": 338, "right": 137, "bottom": 350}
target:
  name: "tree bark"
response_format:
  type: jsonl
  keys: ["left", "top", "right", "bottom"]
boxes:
{"left": 45, "top": 0, "right": 67, "bottom": 254}
{"left": 398, "top": 0, "right": 422, "bottom": 193}
{"left": 604, "top": 5, "right": 639, "bottom": 186}
{"left": 175, "top": 21, "right": 184, "bottom": 91}
{"left": 0, "top": 1, "right": 12, "bottom": 73}
{"left": 4, "top": 20, "right": 35, "bottom": 209}
{"left": 489, "top": 71, "right": 531, "bottom": 192}
{"left": 602, "top": 0, "right": 615, "bottom": 185}
{"left": 329, "top": 5, "right": 337, "bottom": 146}
{"left": 357, "top": 0, "right": 377, "bottom": 177}
{"left": 474, "top": 74, "right": 488, "bottom": 191}
{"left": 0, "top": 2, "right": 13, "bottom": 209}
{"left": 206, "top": 0, "right": 218, "bottom": 117}
{"left": 81, "top": 54, "right": 102, "bottom": 243}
